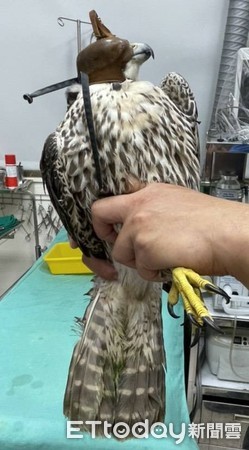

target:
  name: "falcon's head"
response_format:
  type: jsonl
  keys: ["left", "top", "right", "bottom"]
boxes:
{"left": 76, "top": 38, "right": 154, "bottom": 84}
{"left": 123, "top": 42, "right": 154, "bottom": 81}
{"left": 65, "top": 11, "right": 154, "bottom": 108}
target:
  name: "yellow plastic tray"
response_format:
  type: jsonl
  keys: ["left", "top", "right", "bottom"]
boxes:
{"left": 43, "top": 242, "right": 93, "bottom": 275}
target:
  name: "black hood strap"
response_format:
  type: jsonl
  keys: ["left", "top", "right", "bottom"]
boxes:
{"left": 81, "top": 72, "right": 103, "bottom": 193}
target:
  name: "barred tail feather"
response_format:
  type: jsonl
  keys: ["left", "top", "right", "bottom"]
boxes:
{"left": 115, "top": 299, "right": 166, "bottom": 430}
{"left": 115, "top": 356, "right": 165, "bottom": 427}
{"left": 63, "top": 288, "right": 116, "bottom": 431}
{"left": 63, "top": 278, "right": 166, "bottom": 438}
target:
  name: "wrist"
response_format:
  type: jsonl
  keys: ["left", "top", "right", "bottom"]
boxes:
{"left": 215, "top": 200, "right": 249, "bottom": 288}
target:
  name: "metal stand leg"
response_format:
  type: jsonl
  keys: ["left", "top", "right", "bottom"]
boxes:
{"left": 26, "top": 189, "right": 41, "bottom": 259}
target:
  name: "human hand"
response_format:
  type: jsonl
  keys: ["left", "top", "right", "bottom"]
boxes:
{"left": 91, "top": 183, "right": 249, "bottom": 287}
{"left": 68, "top": 235, "right": 118, "bottom": 280}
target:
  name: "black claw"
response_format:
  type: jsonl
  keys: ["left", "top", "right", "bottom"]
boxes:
{"left": 187, "top": 313, "right": 200, "bottom": 327}
{"left": 205, "top": 283, "right": 230, "bottom": 303}
{"left": 191, "top": 327, "right": 202, "bottom": 347}
{"left": 167, "top": 302, "right": 180, "bottom": 319}
{"left": 203, "top": 316, "right": 224, "bottom": 333}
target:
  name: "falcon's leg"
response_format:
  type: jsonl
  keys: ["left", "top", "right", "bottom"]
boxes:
{"left": 167, "top": 268, "right": 230, "bottom": 330}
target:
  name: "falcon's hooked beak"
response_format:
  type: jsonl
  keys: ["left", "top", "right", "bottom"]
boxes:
{"left": 124, "top": 42, "right": 154, "bottom": 81}
{"left": 132, "top": 43, "right": 155, "bottom": 62}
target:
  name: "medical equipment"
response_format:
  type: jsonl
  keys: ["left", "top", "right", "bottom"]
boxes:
{"left": 213, "top": 275, "right": 249, "bottom": 315}
{"left": 206, "top": 325, "right": 249, "bottom": 382}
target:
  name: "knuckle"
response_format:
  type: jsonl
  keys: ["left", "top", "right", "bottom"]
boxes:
{"left": 129, "top": 210, "right": 149, "bottom": 231}
{"left": 112, "top": 247, "right": 124, "bottom": 264}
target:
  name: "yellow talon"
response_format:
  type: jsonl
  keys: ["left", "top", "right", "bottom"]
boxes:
{"left": 169, "top": 267, "right": 223, "bottom": 327}
{"left": 181, "top": 291, "right": 204, "bottom": 326}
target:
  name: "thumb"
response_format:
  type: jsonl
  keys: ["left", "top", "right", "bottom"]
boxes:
{"left": 91, "top": 195, "right": 128, "bottom": 242}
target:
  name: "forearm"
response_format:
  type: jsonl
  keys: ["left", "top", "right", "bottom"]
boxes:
{"left": 217, "top": 200, "right": 249, "bottom": 288}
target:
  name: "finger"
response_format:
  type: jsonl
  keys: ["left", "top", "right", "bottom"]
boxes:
{"left": 136, "top": 266, "right": 167, "bottom": 282}
{"left": 91, "top": 195, "right": 129, "bottom": 242}
{"left": 82, "top": 254, "right": 118, "bottom": 281}
{"left": 68, "top": 235, "right": 78, "bottom": 249}
{"left": 112, "top": 232, "right": 171, "bottom": 281}
{"left": 111, "top": 231, "right": 137, "bottom": 269}
{"left": 113, "top": 240, "right": 169, "bottom": 281}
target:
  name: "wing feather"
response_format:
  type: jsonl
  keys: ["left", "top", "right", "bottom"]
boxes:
{"left": 40, "top": 132, "right": 107, "bottom": 258}
{"left": 160, "top": 72, "right": 200, "bottom": 161}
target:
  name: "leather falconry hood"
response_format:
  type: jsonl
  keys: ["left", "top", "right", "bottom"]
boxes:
{"left": 89, "top": 9, "right": 113, "bottom": 39}
{"left": 77, "top": 10, "right": 133, "bottom": 84}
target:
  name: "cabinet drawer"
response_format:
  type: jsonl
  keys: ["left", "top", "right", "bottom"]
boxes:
{"left": 199, "top": 400, "right": 249, "bottom": 449}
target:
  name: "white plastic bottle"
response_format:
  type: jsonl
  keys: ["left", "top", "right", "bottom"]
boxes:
{"left": 214, "top": 173, "right": 243, "bottom": 201}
